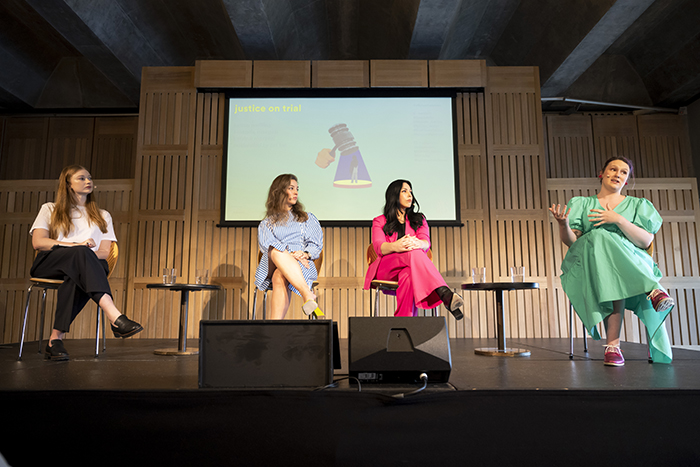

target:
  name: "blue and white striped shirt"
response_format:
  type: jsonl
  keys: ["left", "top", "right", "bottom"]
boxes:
{"left": 254, "top": 211, "right": 323, "bottom": 295}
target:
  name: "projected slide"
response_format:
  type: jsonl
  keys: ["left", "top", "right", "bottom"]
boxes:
{"left": 223, "top": 95, "right": 458, "bottom": 225}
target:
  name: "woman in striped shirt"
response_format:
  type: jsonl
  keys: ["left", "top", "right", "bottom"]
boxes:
{"left": 254, "top": 174, "right": 324, "bottom": 319}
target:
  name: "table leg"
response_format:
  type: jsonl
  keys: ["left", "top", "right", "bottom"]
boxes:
{"left": 496, "top": 289, "right": 505, "bottom": 351}
{"left": 154, "top": 290, "right": 199, "bottom": 356}
{"left": 474, "top": 289, "right": 530, "bottom": 357}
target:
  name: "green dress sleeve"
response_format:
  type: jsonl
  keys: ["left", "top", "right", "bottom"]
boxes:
{"left": 632, "top": 198, "right": 663, "bottom": 235}
{"left": 566, "top": 197, "right": 586, "bottom": 233}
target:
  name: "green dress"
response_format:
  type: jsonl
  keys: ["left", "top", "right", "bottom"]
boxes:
{"left": 561, "top": 195, "right": 673, "bottom": 363}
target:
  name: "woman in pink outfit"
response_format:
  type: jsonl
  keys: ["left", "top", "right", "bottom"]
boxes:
{"left": 364, "top": 179, "right": 464, "bottom": 319}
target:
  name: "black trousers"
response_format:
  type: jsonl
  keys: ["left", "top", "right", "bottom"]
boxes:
{"left": 30, "top": 246, "right": 112, "bottom": 333}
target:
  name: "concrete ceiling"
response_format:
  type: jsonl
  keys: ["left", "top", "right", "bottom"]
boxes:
{"left": 1, "top": 0, "right": 699, "bottom": 112}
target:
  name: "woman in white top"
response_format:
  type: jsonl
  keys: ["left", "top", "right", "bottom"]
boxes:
{"left": 30, "top": 165, "right": 143, "bottom": 360}
{"left": 254, "top": 174, "right": 323, "bottom": 319}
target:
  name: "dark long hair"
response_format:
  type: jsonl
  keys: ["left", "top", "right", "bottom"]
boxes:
{"left": 264, "top": 174, "right": 308, "bottom": 225}
{"left": 382, "top": 179, "right": 425, "bottom": 235}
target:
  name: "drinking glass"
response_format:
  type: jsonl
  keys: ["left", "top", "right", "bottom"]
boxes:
{"left": 472, "top": 267, "right": 486, "bottom": 283}
{"left": 510, "top": 266, "right": 525, "bottom": 282}
{"left": 163, "top": 268, "right": 177, "bottom": 285}
{"left": 195, "top": 269, "right": 209, "bottom": 285}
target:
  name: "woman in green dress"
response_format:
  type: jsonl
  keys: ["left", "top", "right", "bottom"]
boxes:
{"left": 549, "top": 157, "right": 674, "bottom": 366}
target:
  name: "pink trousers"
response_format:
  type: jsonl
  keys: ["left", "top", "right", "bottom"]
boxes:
{"left": 375, "top": 249, "right": 446, "bottom": 316}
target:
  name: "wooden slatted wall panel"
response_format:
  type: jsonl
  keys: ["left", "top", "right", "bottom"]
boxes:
{"left": 637, "top": 114, "right": 694, "bottom": 178}
{"left": 545, "top": 115, "right": 595, "bottom": 178}
{"left": 190, "top": 92, "right": 248, "bottom": 333}
{"left": 0, "top": 179, "right": 133, "bottom": 345}
{"left": 91, "top": 117, "right": 138, "bottom": 179}
{"left": 0, "top": 118, "right": 49, "bottom": 179}
{"left": 484, "top": 67, "right": 556, "bottom": 340}
{"left": 45, "top": 118, "right": 95, "bottom": 178}
{"left": 127, "top": 67, "right": 201, "bottom": 340}
{"left": 443, "top": 92, "right": 492, "bottom": 339}
{"left": 546, "top": 112, "right": 700, "bottom": 346}
{"left": 592, "top": 114, "right": 640, "bottom": 170}
{"left": 0, "top": 116, "right": 137, "bottom": 180}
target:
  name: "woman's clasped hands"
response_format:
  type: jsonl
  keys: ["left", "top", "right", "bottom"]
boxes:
{"left": 290, "top": 249, "right": 311, "bottom": 268}
{"left": 588, "top": 203, "right": 622, "bottom": 227}
{"left": 395, "top": 234, "right": 422, "bottom": 252}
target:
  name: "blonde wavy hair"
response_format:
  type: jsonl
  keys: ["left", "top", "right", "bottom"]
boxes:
{"left": 264, "top": 174, "right": 308, "bottom": 225}
{"left": 49, "top": 165, "right": 107, "bottom": 239}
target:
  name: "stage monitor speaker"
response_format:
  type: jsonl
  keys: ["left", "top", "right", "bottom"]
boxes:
{"left": 349, "top": 317, "right": 451, "bottom": 384}
{"left": 199, "top": 320, "right": 334, "bottom": 388}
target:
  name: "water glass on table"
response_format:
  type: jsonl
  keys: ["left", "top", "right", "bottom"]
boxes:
{"left": 195, "top": 269, "right": 209, "bottom": 284}
{"left": 510, "top": 266, "right": 525, "bottom": 282}
{"left": 472, "top": 267, "right": 486, "bottom": 283}
{"left": 163, "top": 268, "right": 177, "bottom": 285}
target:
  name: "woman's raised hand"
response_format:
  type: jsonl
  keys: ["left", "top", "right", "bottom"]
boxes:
{"left": 549, "top": 204, "right": 570, "bottom": 224}
{"left": 588, "top": 203, "right": 622, "bottom": 227}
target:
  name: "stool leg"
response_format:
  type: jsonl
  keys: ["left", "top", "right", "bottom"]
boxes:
{"left": 18, "top": 285, "right": 34, "bottom": 361}
{"left": 101, "top": 308, "right": 106, "bottom": 352}
{"left": 569, "top": 301, "right": 574, "bottom": 359}
{"left": 252, "top": 290, "right": 258, "bottom": 320}
{"left": 582, "top": 323, "right": 588, "bottom": 352}
{"left": 262, "top": 290, "right": 267, "bottom": 320}
{"left": 374, "top": 288, "right": 380, "bottom": 317}
{"left": 95, "top": 306, "right": 106, "bottom": 357}
{"left": 38, "top": 288, "right": 47, "bottom": 354}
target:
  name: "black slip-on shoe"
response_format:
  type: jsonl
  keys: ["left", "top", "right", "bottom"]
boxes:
{"left": 111, "top": 315, "right": 144, "bottom": 338}
{"left": 44, "top": 339, "right": 69, "bottom": 361}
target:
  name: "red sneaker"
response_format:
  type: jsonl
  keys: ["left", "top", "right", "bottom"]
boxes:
{"left": 603, "top": 345, "right": 625, "bottom": 366}
{"left": 648, "top": 289, "right": 675, "bottom": 313}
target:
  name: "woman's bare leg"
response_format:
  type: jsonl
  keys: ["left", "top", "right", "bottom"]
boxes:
{"left": 98, "top": 294, "right": 123, "bottom": 325}
{"left": 604, "top": 299, "right": 625, "bottom": 347}
{"left": 269, "top": 249, "right": 316, "bottom": 303}
{"left": 269, "top": 269, "right": 292, "bottom": 319}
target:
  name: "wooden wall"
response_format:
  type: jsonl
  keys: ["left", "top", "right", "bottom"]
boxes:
{"left": 1, "top": 60, "right": 698, "bottom": 348}
{"left": 0, "top": 115, "right": 138, "bottom": 180}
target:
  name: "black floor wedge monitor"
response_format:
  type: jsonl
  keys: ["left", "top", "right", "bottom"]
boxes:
{"left": 199, "top": 320, "right": 335, "bottom": 388}
{"left": 348, "top": 317, "right": 451, "bottom": 384}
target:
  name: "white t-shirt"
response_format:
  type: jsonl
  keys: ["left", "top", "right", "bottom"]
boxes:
{"left": 30, "top": 203, "right": 117, "bottom": 252}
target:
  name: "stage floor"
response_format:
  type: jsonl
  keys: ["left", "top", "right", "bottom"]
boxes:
{"left": 3, "top": 337, "right": 700, "bottom": 392}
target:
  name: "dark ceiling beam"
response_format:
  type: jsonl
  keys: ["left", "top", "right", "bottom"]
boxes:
{"left": 24, "top": 0, "right": 157, "bottom": 104}
{"left": 325, "top": 0, "right": 360, "bottom": 59}
{"left": 357, "top": 0, "right": 421, "bottom": 59}
{"left": 141, "top": 0, "right": 244, "bottom": 61}
{"left": 223, "top": 0, "right": 329, "bottom": 60}
{"left": 407, "top": 0, "right": 461, "bottom": 59}
{"left": 540, "top": 0, "right": 655, "bottom": 97}
{"left": 222, "top": 0, "right": 278, "bottom": 59}
{"left": 439, "top": 0, "right": 519, "bottom": 60}
{"left": 0, "top": 41, "right": 49, "bottom": 107}
{"left": 643, "top": 31, "right": 700, "bottom": 107}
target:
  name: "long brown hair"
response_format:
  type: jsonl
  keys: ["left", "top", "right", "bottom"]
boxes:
{"left": 49, "top": 165, "right": 107, "bottom": 239}
{"left": 264, "top": 174, "right": 308, "bottom": 225}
